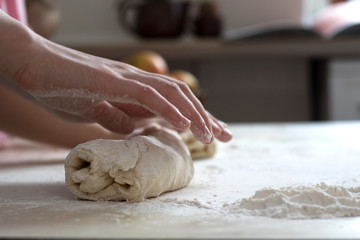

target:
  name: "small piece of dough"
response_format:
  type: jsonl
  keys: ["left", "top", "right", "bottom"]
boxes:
{"left": 181, "top": 131, "right": 217, "bottom": 160}
{"left": 65, "top": 127, "right": 193, "bottom": 202}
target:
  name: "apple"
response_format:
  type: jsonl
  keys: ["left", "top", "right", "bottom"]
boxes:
{"left": 124, "top": 51, "right": 168, "bottom": 75}
{"left": 168, "top": 70, "right": 200, "bottom": 93}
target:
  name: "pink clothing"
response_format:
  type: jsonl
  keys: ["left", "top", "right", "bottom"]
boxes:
{"left": 0, "top": 0, "right": 27, "bottom": 24}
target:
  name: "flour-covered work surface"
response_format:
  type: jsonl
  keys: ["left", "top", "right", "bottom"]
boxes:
{"left": 1, "top": 122, "right": 360, "bottom": 239}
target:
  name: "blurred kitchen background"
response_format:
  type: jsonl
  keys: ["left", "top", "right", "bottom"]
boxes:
{"left": 27, "top": 0, "right": 360, "bottom": 123}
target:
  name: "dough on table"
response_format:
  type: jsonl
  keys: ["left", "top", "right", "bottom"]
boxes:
{"left": 65, "top": 126, "right": 193, "bottom": 202}
{"left": 181, "top": 131, "right": 217, "bottom": 160}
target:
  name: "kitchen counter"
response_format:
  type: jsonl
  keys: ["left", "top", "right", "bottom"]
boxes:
{"left": 1, "top": 122, "right": 360, "bottom": 239}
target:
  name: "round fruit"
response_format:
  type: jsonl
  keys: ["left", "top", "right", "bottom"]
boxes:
{"left": 125, "top": 51, "right": 168, "bottom": 75}
{"left": 168, "top": 70, "right": 200, "bottom": 92}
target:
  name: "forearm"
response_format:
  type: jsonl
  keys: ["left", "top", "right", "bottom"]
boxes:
{"left": 0, "top": 86, "right": 124, "bottom": 148}
{"left": 0, "top": 10, "right": 38, "bottom": 82}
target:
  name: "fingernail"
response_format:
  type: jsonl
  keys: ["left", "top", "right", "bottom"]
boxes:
{"left": 211, "top": 120, "right": 222, "bottom": 136}
{"left": 203, "top": 126, "right": 213, "bottom": 144}
{"left": 180, "top": 117, "right": 191, "bottom": 129}
{"left": 222, "top": 128, "right": 233, "bottom": 141}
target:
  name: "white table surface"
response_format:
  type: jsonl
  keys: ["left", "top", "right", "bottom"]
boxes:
{"left": 1, "top": 122, "right": 360, "bottom": 239}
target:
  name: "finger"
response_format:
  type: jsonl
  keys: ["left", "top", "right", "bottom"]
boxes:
{"left": 167, "top": 75, "right": 213, "bottom": 131}
{"left": 160, "top": 82, "right": 213, "bottom": 144}
{"left": 209, "top": 116, "right": 222, "bottom": 137}
{"left": 218, "top": 120, "right": 228, "bottom": 128}
{"left": 121, "top": 71, "right": 213, "bottom": 143}
{"left": 164, "top": 75, "right": 214, "bottom": 143}
{"left": 81, "top": 101, "right": 135, "bottom": 134}
{"left": 130, "top": 68, "right": 213, "bottom": 132}
{"left": 207, "top": 111, "right": 223, "bottom": 136}
{"left": 104, "top": 79, "right": 191, "bottom": 131}
{"left": 209, "top": 114, "right": 233, "bottom": 142}
{"left": 217, "top": 127, "right": 233, "bottom": 142}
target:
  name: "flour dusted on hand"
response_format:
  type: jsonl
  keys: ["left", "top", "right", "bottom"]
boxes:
{"left": 181, "top": 130, "right": 217, "bottom": 160}
{"left": 65, "top": 126, "right": 193, "bottom": 202}
{"left": 226, "top": 182, "right": 360, "bottom": 219}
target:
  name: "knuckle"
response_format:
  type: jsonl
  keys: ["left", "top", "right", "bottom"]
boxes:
{"left": 96, "top": 63, "right": 123, "bottom": 80}
{"left": 135, "top": 84, "right": 159, "bottom": 99}
{"left": 95, "top": 63, "right": 112, "bottom": 75}
{"left": 165, "top": 82, "right": 181, "bottom": 93}
{"left": 141, "top": 85, "right": 156, "bottom": 96}
{"left": 177, "top": 81, "right": 187, "bottom": 89}
{"left": 177, "top": 81, "right": 187, "bottom": 88}
{"left": 177, "top": 81, "right": 191, "bottom": 92}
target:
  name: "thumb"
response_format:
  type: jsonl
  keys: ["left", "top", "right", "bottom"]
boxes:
{"left": 82, "top": 101, "right": 135, "bottom": 134}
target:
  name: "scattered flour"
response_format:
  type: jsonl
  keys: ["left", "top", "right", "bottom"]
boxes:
{"left": 160, "top": 198, "right": 211, "bottom": 209}
{"left": 226, "top": 182, "right": 360, "bottom": 219}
